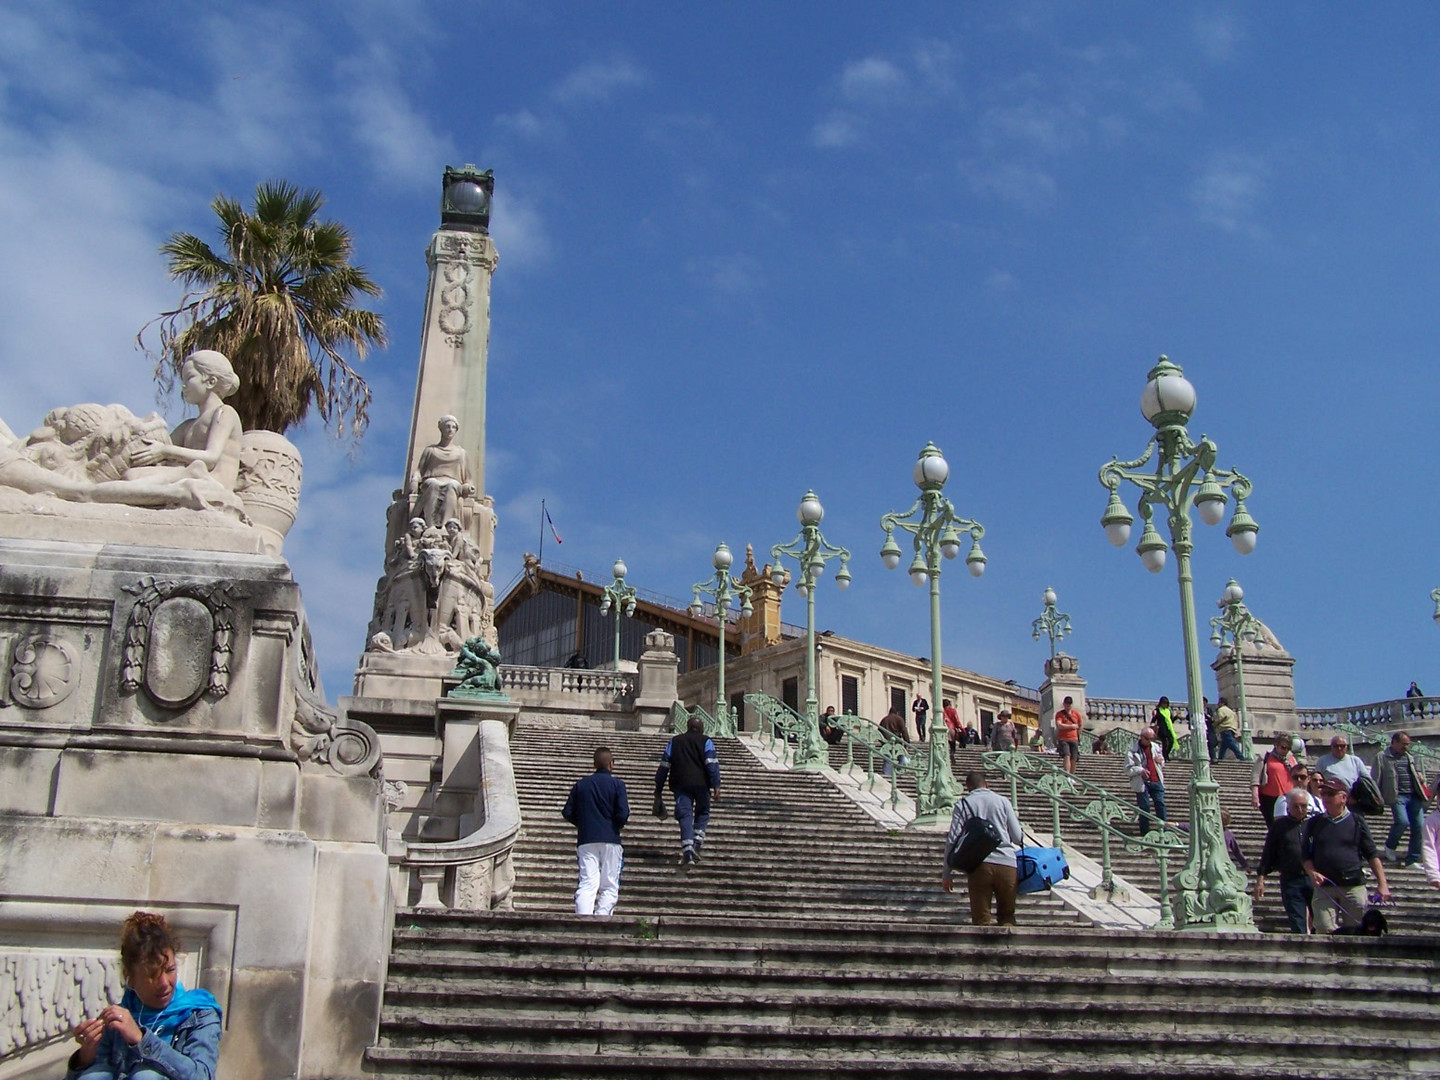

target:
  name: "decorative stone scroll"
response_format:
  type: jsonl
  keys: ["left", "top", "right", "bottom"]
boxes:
{"left": 8, "top": 635, "right": 79, "bottom": 709}
{"left": 120, "top": 577, "right": 239, "bottom": 706}
{"left": 290, "top": 628, "right": 382, "bottom": 777}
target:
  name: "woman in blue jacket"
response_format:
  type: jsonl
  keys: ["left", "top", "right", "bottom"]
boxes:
{"left": 67, "top": 911, "right": 222, "bottom": 1080}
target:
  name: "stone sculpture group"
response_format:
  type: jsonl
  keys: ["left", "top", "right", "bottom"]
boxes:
{"left": 367, "top": 415, "right": 498, "bottom": 656}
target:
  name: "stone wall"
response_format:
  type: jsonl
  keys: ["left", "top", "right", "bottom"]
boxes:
{"left": 0, "top": 535, "right": 391, "bottom": 1080}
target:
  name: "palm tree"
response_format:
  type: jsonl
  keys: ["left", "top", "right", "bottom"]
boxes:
{"left": 142, "top": 180, "right": 388, "bottom": 438}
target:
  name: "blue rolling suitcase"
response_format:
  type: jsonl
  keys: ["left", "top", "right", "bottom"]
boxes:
{"left": 1016, "top": 845, "right": 1070, "bottom": 894}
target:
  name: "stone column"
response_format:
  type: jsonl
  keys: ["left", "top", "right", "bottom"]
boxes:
{"left": 1039, "top": 653, "right": 1087, "bottom": 742}
{"left": 404, "top": 229, "right": 499, "bottom": 498}
{"left": 633, "top": 629, "right": 681, "bottom": 731}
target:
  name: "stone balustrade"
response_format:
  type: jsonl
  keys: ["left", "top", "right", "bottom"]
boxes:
{"left": 1298, "top": 695, "right": 1440, "bottom": 731}
{"left": 500, "top": 664, "right": 635, "bottom": 708}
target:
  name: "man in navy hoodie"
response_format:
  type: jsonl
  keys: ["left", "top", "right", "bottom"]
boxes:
{"left": 655, "top": 716, "right": 722, "bottom": 867}
{"left": 562, "top": 746, "right": 630, "bottom": 916}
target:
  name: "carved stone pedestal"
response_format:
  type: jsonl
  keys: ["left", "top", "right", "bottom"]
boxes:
{"left": 0, "top": 535, "right": 390, "bottom": 1080}
{"left": 1039, "top": 653, "right": 1087, "bottom": 743}
{"left": 633, "top": 628, "right": 681, "bottom": 731}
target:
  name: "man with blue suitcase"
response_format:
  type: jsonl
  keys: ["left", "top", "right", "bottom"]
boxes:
{"left": 941, "top": 771, "right": 1024, "bottom": 926}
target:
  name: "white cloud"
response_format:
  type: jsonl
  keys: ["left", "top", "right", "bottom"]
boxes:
{"left": 840, "top": 57, "right": 908, "bottom": 104}
{"left": 985, "top": 269, "right": 1018, "bottom": 293}
{"left": 685, "top": 254, "right": 762, "bottom": 297}
{"left": 488, "top": 188, "right": 551, "bottom": 271}
{"left": 1193, "top": 12, "right": 1245, "bottom": 64}
{"left": 337, "top": 49, "right": 456, "bottom": 189}
{"left": 960, "top": 160, "right": 1058, "bottom": 212}
{"left": 496, "top": 108, "right": 547, "bottom": 139}
{"left": 810, "top": 110, "right": 863, "bottom": 150}
{"left": 1191, "top": 152, "right": 1267, "bottom": 232}
{"left": 551, "top": 58, "right": 646, "bottom": 106}
{"left": 980, "top": 101, "right": 1088, "bottom": 155}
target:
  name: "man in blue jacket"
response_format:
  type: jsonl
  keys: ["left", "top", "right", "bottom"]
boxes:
{"left": 655, "top": 716, "right": 722, "bottom": 867}
{"left": 562, "top": 746, "right": 630, "bottom": 916}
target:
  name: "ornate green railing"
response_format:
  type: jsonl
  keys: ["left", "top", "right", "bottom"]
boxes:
{"left": 670, "top": 700, "right": 737, "bottom": 738}
{"left": 1101, "top": 727, "right": 1137, "bottom": 756}
{"left": 983, "top": 748, "right": 1189, "bottom": 929}
{"left": 746, "top": 692, "right": 926, "bottom": 809}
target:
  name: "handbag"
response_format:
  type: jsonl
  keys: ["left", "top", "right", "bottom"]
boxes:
{"left": 947, "top": 813, "right": 1003, "bottom": 873}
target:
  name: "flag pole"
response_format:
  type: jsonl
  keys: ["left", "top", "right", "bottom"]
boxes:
{"left": 539, "top": 499, "right": 546, "bottom": 565}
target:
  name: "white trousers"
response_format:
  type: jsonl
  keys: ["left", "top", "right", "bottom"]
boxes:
{"left": 575, "top": 842, "right": 623, "bottom": 916}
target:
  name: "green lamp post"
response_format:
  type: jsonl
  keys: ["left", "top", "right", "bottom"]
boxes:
{"left": 1209, "top": 578, "right": 1262, "bottom": 760}
{"left": 598, "top": 559, "right": 638, "bottom": 671}
{"left": 880, "top": 443, "right": 988, "bottom": 827}
{"left": 690, "top": 543, "right": 754, "bottom": 729}
{"left": 1031, "top": 586, "right": 1072, "bottom": 662}
{"left": 1098, "top": 355, "right": 1259, "bottom": 932}
{"left": 771, "top": 490, "right": 852, "bottom": 770}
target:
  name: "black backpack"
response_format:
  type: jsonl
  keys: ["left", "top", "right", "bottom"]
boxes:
{"left": 947, "top": 810, "right": 1003, "bottom": 873}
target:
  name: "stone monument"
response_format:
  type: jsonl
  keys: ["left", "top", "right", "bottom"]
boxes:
{"left": 353, "top": 165, "right": 501, "bottom": 702}
{"left": 0, "top": 354, "right": 390, "bottom": 1080}
{"left": 343, "top": 166, "right": 522, "bottom": 917}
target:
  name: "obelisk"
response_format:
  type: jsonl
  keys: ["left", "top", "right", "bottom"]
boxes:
{"left": 352, "top": 165, "right": 501, "bottom": 701}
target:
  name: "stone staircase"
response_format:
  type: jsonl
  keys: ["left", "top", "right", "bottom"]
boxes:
{"left": 365, "top": 720, "right": 1440, "bottom": 1078}
{"left": 370, "top": 909, "right": 1440, "bottom": 1078}
{"left": 504, "top": 726, "right": 1075, "bottom": 922}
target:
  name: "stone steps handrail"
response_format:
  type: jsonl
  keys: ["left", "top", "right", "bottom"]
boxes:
{"left": 983, "top": 748, "right": 1188, "bottom": 929}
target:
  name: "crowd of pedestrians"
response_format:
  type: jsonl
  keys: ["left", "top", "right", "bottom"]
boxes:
{"left": 557, "top": 700, "right": 1439, "bottom": 934}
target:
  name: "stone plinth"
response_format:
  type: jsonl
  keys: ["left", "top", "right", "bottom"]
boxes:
{"left": 633, "top": 629, "right": 681, "bottom": 731}
{"left": 1212, "top": 645, "right": 1297, "bottom": 735}
{"left": 354, "top": 648, "right": 455, "bottom": 701}
{"left": 0, "top": 535, "right": 390, "bottom": 1080}
{"left": 1039, "top": 653, "right": 1087, "bottom": 743}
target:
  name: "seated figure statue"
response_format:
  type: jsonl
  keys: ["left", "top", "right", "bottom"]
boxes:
{"left": 411, "top": 414, "right": 474, "bottom": 528}
{"left": 0, "top": 350, "right": 245, "bottom": 516}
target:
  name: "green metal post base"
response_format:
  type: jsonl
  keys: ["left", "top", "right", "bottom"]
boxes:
{"left": 910, "top": 724, "right": 961, "bottom": 827}
{"left": 1173, "top": 770, "right": 1256, "bottom": 932}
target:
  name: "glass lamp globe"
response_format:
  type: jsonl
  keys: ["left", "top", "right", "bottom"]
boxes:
{"left": 625, "top": 601, "right": 637, "bottom": 617}
{"left": 835, "top": 565, "right": 852, "bottom": 589}
{"left": 1140, "top": 357, "right": 1197, "bottom": 425}
{"left": 770, "top": 566, "right": 786, "bottom": 586}
{"left": 612, "top": 559, "right": 628, "bottom": 579}
{"left": 798, "top": 492, "right": 824, "bottom": 526}
{"left": 712, "top": 543, "right": 733, "bottom": 571}
{"left": 447, "top": 180, "right": 489, "bottom": 214}
{"left": 1223, "top": 580, "right": 1244, "bottom": 605}
{"left": 1043, "top": 587, "right": 1057, "bottom": 607}
{"left": 912, "top": 443, "right": 950, "bottom": 489}
{"left": 599, "top": 599, "right": 611, "bottom": 615}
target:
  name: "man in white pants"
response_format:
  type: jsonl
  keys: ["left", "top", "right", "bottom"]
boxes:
{"left": 562, "top": 746, "right": 630, "bottom": 916}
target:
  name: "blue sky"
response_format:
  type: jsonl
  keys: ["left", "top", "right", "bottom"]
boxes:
{"left": 4, "top": 2, "right": 1439, "bottom": 710}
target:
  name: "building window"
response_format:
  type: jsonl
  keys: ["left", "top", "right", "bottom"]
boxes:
{"left": 841, "top": 675, "right": 859, "bottom": 716}
{"left": 782, "top": 677, "right": 799, "bottom": 715}
{"left": 979, "top": 708, "right": 995, "bottom": 738}
{"left": 890, "top": 687, "right": 907, "bottom": 716}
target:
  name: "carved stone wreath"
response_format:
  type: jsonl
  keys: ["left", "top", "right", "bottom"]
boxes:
{"left": 120, "top": 576, "right": 240, "bottom": 707}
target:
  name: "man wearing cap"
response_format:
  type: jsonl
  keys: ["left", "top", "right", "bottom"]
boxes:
{"left": 1302, "top": 776, "right": 1391, "bottom": 933}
